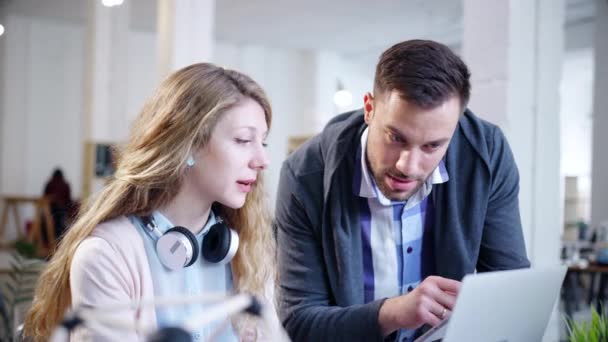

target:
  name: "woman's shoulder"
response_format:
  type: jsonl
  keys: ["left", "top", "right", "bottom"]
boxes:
{"left": 69, "top": 216, "right": 156, "bottom": 338}
{"left": 71, "top": 216, "right": 151, "bottom": 296}
{"left": 73, "top": 216, "right": 146, "bottom": 267}
{"left": 90, "top": 215, "right": 140, "bottom": 241}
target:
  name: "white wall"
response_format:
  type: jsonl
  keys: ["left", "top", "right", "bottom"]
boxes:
{"left": 214, "top": 42, "right": 315, "bottom": 205}
{"left": 1, "top": 15, "right": 84, "bottom": 197}
{"left": 565, "top": 19, "right": 594, "bottom": 52}
{"left": 1, "top": 8, "right": 594, "bottom": 237}
{"left": 0, "top": 16, "right": 161, "bottom": 200}
{"left": 0, "top": 15, "right": 372, "bottom": 217}
{"left": 0, "top": 16, "right": 160, "bottom": 237}
{"left": 0, "top": 15, "right": 84, "bottom": 238}
{"left": 127, "top": 31, "right": 158, "bottom": 127}
{"left": 560, "top": 48, "right": 594, "bottom": 221}
{"left": 0, "top": 12, "right": 6, "bottom": 228}
{"left": 313, "top": 51, "right": 374, "bottom": 126}
{"left": 213, "top": 42, "right": 373, "bottom": 206}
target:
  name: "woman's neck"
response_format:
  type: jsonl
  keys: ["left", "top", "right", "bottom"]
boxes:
{"left": 159, "top": 187, "right": 213, "bottom": 235}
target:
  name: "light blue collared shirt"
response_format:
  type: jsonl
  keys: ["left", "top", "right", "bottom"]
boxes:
{"left": 131, "top": 210, "right": 237, "bottom": 341}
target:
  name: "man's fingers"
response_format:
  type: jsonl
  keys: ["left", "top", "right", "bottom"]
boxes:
{"left": 420, "top": 277, "right": 459, "bottom": 310}
{"left": 434, "top": 289, "right": 458, "bottom": 310}
{"left": 418, "top": 296, "right": 449, "bottom": 326}
{"left": 434, "top": 277, "right": 461, "bottom": 294}
{"left": 421, "top": 305, "right": 443, "bottom": 327}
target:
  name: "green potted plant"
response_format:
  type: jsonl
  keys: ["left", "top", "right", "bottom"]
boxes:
{"left": 565, "top": 307, "right": 608, "bottom": 342}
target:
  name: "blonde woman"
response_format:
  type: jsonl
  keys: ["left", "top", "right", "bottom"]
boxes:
{"left": 23, "top": 63, "right": 280, "bottom": 341}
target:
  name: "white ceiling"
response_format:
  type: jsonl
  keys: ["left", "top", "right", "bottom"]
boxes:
{"left": 216, "top": 0, "right": 595, "bottom": 65}
{"left": 1, "top": 0, "right": 596, "bottom": 64}
{"left": 215, "top": 0, "right": 463, "bottom": 55}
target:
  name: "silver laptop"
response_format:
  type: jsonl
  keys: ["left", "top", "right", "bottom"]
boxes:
{"left": 415, "top": 266, "right": 567, "bottom": 342}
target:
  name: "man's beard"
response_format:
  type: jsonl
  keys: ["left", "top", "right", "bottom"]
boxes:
{"left": 374, "top": 169, "right": 425, "bottom": 201}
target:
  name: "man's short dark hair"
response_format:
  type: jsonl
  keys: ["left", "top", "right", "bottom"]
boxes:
{"left": 374, "top": 40, "right": 471, "bottom": 110}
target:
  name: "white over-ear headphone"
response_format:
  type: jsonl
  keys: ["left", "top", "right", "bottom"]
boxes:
{"left": 141, "top": 215, "right": 239, "bottom": 271}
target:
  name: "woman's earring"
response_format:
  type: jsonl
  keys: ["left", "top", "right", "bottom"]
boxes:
{"left": 186, "top": 156, "right": 196, "bottom": 167}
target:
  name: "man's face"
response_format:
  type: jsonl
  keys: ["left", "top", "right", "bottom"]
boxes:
{"left": 364, "top": 90, "right": 461, "bottom": 201}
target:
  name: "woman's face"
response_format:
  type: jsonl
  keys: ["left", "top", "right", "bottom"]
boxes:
{"left": 188, "top": 98, "right": 269, "bottom": 209}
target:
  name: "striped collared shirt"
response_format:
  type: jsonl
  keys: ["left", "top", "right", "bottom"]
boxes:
{"left": 354, "top": 127, "right": 449, "bottom": 341}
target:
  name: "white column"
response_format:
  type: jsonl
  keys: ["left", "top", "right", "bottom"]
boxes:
{"left": 157, "top": 0, "right": 215, "bottom": 79}
{"left": 82, "top": 0, "right": 131, "bottom": 197}
{"left": 83, "top": 0, "right": 131, "bottom": 143}
{"left": 462, "top": 1, "right": 565, "bottom": 340}
{"left": 0, "top": 13, "right": 7, "bottom": 198}
{"left": 463, "top": 0, "right": 564, "bottom": 267}
{"left": 591, "top": 0, "right": 608, "bottom": 226}
{"left": 0, "top": 11, "right": 7, "bottom": 222}
{"left": 0, "top": 16, "right": 30, "bottom": 196}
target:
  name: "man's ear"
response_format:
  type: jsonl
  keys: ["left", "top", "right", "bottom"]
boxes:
{"left": 363, "top": 92, "right": 374, "bottom": 124}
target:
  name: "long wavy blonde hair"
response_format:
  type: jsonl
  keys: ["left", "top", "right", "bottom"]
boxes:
{"left": 23, "top": 63, "right": 275, "bottom": 341}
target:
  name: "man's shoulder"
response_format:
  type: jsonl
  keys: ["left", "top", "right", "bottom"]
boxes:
{"left": 284, "top": 109, "right": 364, "bottom": 178}
{"left": 453, "top": 109, "right": 505, "bottom": 162}
{"left": 458, "top": 109, "right": 500, "bottom": 142}
{"left": 447, "top": 109, "right": 516, "bottom": 186}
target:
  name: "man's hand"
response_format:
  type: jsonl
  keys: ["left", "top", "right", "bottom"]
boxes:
{"left": 378, "top": 276, "right": 461, "bottom": 336}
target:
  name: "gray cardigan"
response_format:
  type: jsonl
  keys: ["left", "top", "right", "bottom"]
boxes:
{"left": 275, "top": 109, "right": 530, "bottom": 341}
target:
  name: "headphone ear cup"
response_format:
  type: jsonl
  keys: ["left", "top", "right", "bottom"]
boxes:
{"left": 156, "top": 226, "right": 199, "bottom": 270}
{"left": 202, "top": 222, "right": 239, "bottom": 264}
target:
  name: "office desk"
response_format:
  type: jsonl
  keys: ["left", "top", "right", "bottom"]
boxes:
{"left": 565, "top": 262, "right": 608, "bottom": 315}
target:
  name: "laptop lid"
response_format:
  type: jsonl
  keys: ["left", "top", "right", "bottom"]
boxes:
{"left": 416, "top": 266, "right": 566, "bottom": 342}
